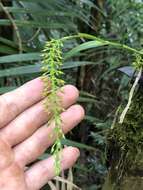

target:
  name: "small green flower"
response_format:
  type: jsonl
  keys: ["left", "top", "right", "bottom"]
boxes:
{"left": 41, "top": 39, "right": 65, "bottom": 175}
{"left": 133, "top": 54, "right": 143, "bottom": 70}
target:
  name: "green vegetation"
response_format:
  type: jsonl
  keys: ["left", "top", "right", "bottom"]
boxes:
{"left": 105, "top": 55, "right": 143, "bottom": 189}
{"left": 41, "top": 39, "right": 65, "bottom": 175}
{"left": 0, "top": 0, "right": 143, "bottom": 189}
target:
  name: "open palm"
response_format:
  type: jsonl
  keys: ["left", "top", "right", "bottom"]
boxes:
{"left": 0, "top": 78, "right": 84, "bottom": 190}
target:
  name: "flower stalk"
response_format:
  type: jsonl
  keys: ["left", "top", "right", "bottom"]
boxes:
{"left": 41, "top": 39, "right": 65, "bottom": 175}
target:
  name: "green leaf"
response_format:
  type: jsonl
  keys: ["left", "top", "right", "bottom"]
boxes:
{"left": 0, "top": 44, "right": 18, "bottom": 54}
{"left": 61, "top": 139, "right": 95, "bottom": 151}
{"left": 78, "top": 97, "right": 97, "bottom": 103}
{"left": 0, "top": 65, "right": 41, "bottom": 77}
{"left": 0, "top": 53, "right": 41, "bottom": 64}
{"left": 0, "top": 60, "right": 101, "bottom": 78}
{"left": 4, "top": 7, "right": 77, "bottom": 17}
{"left": 0, "top": 19, "right": 76, "bottom": 29}
{"left": 63, "top": 61, "right": 96, "bottom": 68}
{"left": 0, "top": 37, "right": 18, "bottom": 48}
{"left": 0, "top": 37, "right": 34, "bottom": 52}
{"left": 64, "top": 40, "right": 107, "bottom": 60}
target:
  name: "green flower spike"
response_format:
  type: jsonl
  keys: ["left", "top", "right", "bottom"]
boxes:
{"left": 41, "top": 39, "right": 65, "bottom": 175}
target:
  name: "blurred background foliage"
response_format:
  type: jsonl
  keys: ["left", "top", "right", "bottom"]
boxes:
{"left": 0, "top": 0, "right": 142, "bottom": 189}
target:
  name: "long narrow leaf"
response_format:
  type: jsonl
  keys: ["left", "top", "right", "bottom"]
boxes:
{"left": 4, "top": 7, "right": 78, "bottom": 17}
{"left": 0, "top": 19, "right": 76, "bottom": 29}
{"left": 61, "top": 139, "right": 95, "bottom": 151}
{"left": 0, "top": 53, "right": 41, "bottom": 64}
{"left": 64, "top": 40, "right": 107, "bottom": 60}
{"left": 0, "top": 65, "right": 41, "bottom": 77}
{"left": 0, "top": 61, "right": 99, "bottom": 77}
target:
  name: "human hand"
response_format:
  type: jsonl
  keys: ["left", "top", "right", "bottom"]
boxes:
{"left": 0, "top": 78, "right": 84, "bottom": 190}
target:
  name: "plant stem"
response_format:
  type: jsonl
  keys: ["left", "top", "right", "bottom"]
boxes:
{"left": 61, "top": 33, "right": 142, "bottom": 56}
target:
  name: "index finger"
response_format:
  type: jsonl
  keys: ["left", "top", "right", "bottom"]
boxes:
{"left": 0, "top": 77, "right": 49, "bottom": 127}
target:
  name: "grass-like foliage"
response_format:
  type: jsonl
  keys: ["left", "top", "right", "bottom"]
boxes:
{"left": 41, "top": 39, "right": 65, "bottom": 175}
{"left": 41, "top": 34, "right": 143, "bottom": 178}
